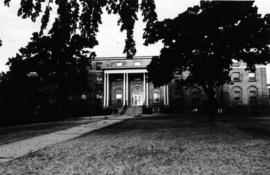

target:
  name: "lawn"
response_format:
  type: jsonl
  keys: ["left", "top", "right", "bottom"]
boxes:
{"left": 0, "top": 117, "right": 102, "bottom": 145}
{"left": 0, "top": 114, "right": 270, "bottom": 175}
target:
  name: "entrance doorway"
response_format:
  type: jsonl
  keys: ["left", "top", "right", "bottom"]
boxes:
{"left": 132, "top": 95, "right": 143, "bottom": 106}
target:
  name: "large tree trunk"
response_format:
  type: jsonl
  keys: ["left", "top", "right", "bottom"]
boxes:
{"left": 202, "top": 83, "right": 218, "bottom": 122}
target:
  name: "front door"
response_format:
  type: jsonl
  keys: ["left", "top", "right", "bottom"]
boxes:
{"left": 132, "top": 95, "right": 143, "bottom": 106}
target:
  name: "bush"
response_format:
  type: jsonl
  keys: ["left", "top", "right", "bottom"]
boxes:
{"left": 143, "top": 106, "right": 152, "bottom": 114}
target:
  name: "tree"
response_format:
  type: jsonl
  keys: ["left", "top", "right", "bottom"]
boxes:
{"left": 0, "top": 1, "right": 97, "bottom": 119}
{"left": 0, "top": 32, "right": 94, "bottom": 120}
{"left": 3, "top": 0, "right": 157, "bottom": 59}
{"left": 145, "top": 1, "right": 270, "bottom": 115}
{"left": 0, "top": 0, "right": 158, "bottom": 121}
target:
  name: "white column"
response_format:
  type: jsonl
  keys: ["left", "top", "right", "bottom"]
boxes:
{"left": 123, "top": 73, "right": 126, "bottom": 106}
{"left": 166, "top": 85, "right": 169, "bottom": 106}
{"left": 126, "top": 73, "right": 129, "bottom": 106}
{"left": 103, "top": 73, "right": 106, "bottom": 107}
{"left": 143, "top": 73, "right": 146, "bottom": 105}
{"left": 163, "top": 85, "right": 166, "bottom": 105}
{"left": 146, "top": 76, "right": 149, "bottom": 106}
{"left": 106, "top": 73, "right": 109, "bottom": 106}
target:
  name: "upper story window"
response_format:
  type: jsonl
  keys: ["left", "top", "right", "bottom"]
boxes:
{"left": 232, "top": 72, "right": 240, "bottom": 82}
{"left": 232, "top": 59, "right": 240, "bottom": 67}
{"left": 134, "top": 78, "right": 141, "bottom": 81}
{"left": 173, "top": 74, "right": 182, "bottom": 82}
{"left": 116, "top": 62, "right": 123, "bottom": 66}
{"left": 96, "top": 62, "right": 102, "bottom": 70}
{"left": 248, "top": 72, "right": 256, "bottom": 82}
{"left": 134, "top": 61, "right": 141, "bottom": 66}
{"left": 96, "top": 76, "right": 103, "bottom": 82}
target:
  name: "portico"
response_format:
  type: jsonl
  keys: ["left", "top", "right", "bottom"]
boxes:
{"left": 103, "top": 69, "right": 169, "bottom": 107}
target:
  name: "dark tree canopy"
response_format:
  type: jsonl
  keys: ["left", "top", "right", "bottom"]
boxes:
{"left": 0, "top": 0, "right": 158, "bottom": 120}
{"left": 3, "top": 0, "right": 157, "bottom": 59}
{"left": 0, "top": 31, "right": 94, "bottom": 119}
{"left": 146, "top": 1, "right": 270, "bottom": 104}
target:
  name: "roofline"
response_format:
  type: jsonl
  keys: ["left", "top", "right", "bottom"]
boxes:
{"left": 94, "top": 56, "right": 156, "bottom": 60}
{"left": 101, "top": 67, "right": 148, "bottom": 70}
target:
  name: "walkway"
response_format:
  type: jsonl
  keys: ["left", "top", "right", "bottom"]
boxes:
{"left": 0, "top": 115, "right": 133, "bottom": 163}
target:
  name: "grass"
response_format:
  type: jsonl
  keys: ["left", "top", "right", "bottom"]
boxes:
{"left": 0, "top": 117, "right": 101, "bottom": 145}
{"left": 1, "top": 114, "right": 270, "bottom": 174}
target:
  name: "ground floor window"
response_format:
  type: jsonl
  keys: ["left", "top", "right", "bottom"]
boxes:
{"left": 190, "top": 87, "right": 201, "bottom": 106}
{"left": 234, "top": 91, "right": 241, "bottom": 101}
{"left": 96, "top": 94, "right": 102, "bottom": 99}
{"left": 153, "top": 92, "right": 160, "bottom": 103}
{"left": 232, "top": 87, "right": 242, "bottom": 105}
{"left": 249, "top": 90, "right": 258, "bottom": 105}
{"left": 116, "top": 94, "right": 122, "bottom": 103}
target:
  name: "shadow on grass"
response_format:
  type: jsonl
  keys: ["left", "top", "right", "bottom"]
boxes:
{"left": 79, "top": 114, "right": 225, "bottom": 137}
{"left": 0, "top": 119, "right": 98, "bottom": 145}
{"left": 81, "top": 113, "right": 270, "bottom": 140}
{"left": 235, "top": 124, "right": 270, "bottom": 139}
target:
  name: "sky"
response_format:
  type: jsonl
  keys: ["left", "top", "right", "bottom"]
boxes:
{"left": 0, "top": 0, "right": 270, "bottom": 74}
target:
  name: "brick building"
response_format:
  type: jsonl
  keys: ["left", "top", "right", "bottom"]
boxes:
{"left": 90, "top": 56, "right": 269, "bottom": 113}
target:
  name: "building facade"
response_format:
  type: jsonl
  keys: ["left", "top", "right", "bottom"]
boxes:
{"left": 91, "top": 56, "right": 269, "bottom": 112}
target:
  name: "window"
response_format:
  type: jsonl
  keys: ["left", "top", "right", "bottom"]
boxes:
{"left": 153, "top": 92, "right": 160, "bottom": 103}
{"left": 134, "top": 78, "right": 141, "bottom": 81}
{"left": 116, "top": 62, "right": 123, "bottom": 66}
{"left": 96, "top": 62, "right": 102, "bottom": 70}
{"left": 27, "top": 72, "right": 38, "bottom": 77}
{"left": 174, "top": 74, "right": 182, "bottom": 82}
{"left": 232, "top": 87, "right": 242, "bottom": 105}
{"left": 134, "top": 61, "right": 141, "bottom": 66}
{"left": 249, "top": 89, "right": 258, "bottom": 105}
{"left": 248, "top": 73, "right": 256, "bottom": 82}
{"left": 232, "top": 72, "right": 240, "bottom": 82}
{"left": 116, "top": 94, "right": 122, "bottom": 103}
{"left": 234, "top": 90, "right": 241, "bottom": 101}
{"left": 232, "top": 59, "right": 240, "bottom": 67}
{"left": 190, "top": 88, "right": 201, "bottom": 106}
{"left": 81, "top": 94, "right": 87, "bottom": 100}
{"left": 96, "top": 94, "right": 102, "bottom": 99}
{"left": 152, "top": 107, "right": 160, "bottom": 113}
{"left": 96, "top": 76, "right": 103, "bottom": 82}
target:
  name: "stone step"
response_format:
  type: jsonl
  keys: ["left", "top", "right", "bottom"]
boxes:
{"left": 124, "top": 106, "right": 143, "bottom": 115}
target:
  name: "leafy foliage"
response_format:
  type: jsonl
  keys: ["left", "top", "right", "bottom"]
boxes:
{"left": 0, "top": 32, "right": 94, "bottom": 119}
{"left": 0, "top": 1, "right": 96, "bottom": 120}
{"left": 0, "top": 0, "right": 158, "bottom": 122}
{"left": 4, "top": 0, "right": 158, "bottom": 58}
{"left": 146, "top": 1, "right": 270, "bottom": 104}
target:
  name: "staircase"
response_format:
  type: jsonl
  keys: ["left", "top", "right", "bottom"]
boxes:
{"left": 124, "top": 106, "right": 143, "bottom": 115}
